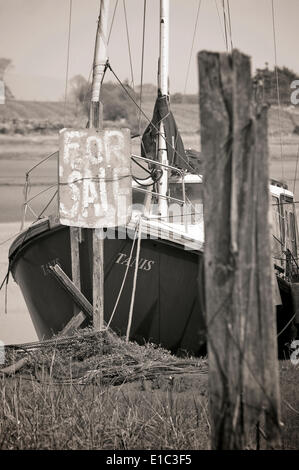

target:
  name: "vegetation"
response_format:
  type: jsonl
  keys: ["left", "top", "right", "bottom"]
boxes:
{"left": 253, "top": 65, "right": 299, "bottom": 105}
{"left": 0, "top": 329, "right": 298, "bottom": 450}
{"left": 0, "top": 330, "right": 210, "bottom": 450}
{"left": 69, "top": 75, "right": 141, "bottom": 133}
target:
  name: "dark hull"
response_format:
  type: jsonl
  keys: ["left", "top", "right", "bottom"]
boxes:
{"left": 9, "top": 220, "right": 297, "bottom": 356}
{"left": 9, "top": 221, "right": 206, "bottom": 355}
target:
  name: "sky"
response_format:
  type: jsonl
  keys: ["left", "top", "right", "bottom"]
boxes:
{"left": 0, "top": 0, "right": 298, "bottom": 100}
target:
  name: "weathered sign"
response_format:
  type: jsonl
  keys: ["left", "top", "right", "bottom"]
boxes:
{"left": 59, "top": 128, "right": 132, "bottom": 228}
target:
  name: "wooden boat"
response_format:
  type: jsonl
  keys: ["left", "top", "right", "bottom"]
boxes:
{"left": 8, "top": 0, "right": 299, "bottom": 356}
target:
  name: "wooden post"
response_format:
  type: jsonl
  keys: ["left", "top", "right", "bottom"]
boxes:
{"left": 70, "top": 226, "right": 81, "bottom": 315}
{"left": 90, "top": 101, "right": 105, "bottom": 331}
{"left": 89, "top": 0, "right": 108, "bottom": 331}
{"left": 198, "top": 49, "right": 281, "bottom": 449}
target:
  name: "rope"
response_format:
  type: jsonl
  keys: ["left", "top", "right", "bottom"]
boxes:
{"left": 131, "top": 155, "right": 152, "bottom": 175}
{"left": 123, "top": 0, "right": 135, "bottom": 90}
{"left": 277, "top": 313, "right": 297, "bottom": 338}
{"left": 226, "top": 0, "right": 234, "bottom": 51}
{"left": 106, "top": 221, "right": 139, "bottom": 329}
{"left": 20, "top": 151, "right": 58, "bottom": 228}
{"left": 126, "top": 218, "right": 142, "bottom": 342}
{"left": 271, "top": 0, "right": 284, "bottom": 181}
{"left": 138, "top": 0, "right": 147, "bottom": 134}
{"left": 108, "top": 0, "right": 119, "bottom": 43}
{"left": 25, "top": 151, "right": 58, "bottom": 176}
{"left": 222, "top": 0, "right": 229, "bottom": 52}
{"left": 183, "top": 0, "right": 202, "bottom": 97}
{"left": 106, "top": 62, "right": 201, "bottom": 176}
{"left": 36, "top": 189, "right": 58, "bottom": 220}
{"left": 293, "top": 144, "right": 299, "bottom": 195}
{"left": 63, "top": 0, "right": 73, "bottom": 125}
{"left": 24, "top": 184, "right": 58, "bottom": 206}
{"left": 214, "top": 0, "right": 227, "bottom": 50}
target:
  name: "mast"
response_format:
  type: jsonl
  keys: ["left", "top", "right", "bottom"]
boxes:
{"left": 90, "top": 0, "right": 109, "bottom": 127}
{"left": 158, "top": 0, "right": 169, "bottom": 217}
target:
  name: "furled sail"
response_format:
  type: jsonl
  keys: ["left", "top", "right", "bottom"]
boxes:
{"left": 141, "top": 92, "right": 187, "bottom": 170}
{"left": 141, "top": 92, "right": 202, "bottom": 174}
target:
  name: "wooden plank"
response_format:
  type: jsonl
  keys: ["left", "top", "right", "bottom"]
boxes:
{"left": 49, "top": 264, "right": 93, "bottom": 319}
{"left": 69, "top": 226, "right": 83, "bottom": 328}
{"left": 70, "top": 227, "right": 81, "bottom": 290}
{"left": 0, "top": 357, "right": 28, "bottom": 375}
{"left": 198, "top": 49, "right": 281, "bottom": 449}
{"left": 60, "top": 311, "right": 86, "bottom": 336}
{"left": 93, "top": 229, "right": 104, "bottom": 330}
{"left": 91, "top": 101, "right": 104, "bottom": 332}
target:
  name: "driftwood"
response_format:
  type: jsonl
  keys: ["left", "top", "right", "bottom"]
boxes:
{"left": 0, "top": 357, "right": 29, "bottom": 375}
{"left": 198, "top": 49, "right": 281, "bottom": 449}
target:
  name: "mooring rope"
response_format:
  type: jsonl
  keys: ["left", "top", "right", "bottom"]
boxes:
{"left": 106, "top": 220, "right": 140, "bottom": 329}
{"left": 126, "top": 217, "right": 142, "bottom": 342}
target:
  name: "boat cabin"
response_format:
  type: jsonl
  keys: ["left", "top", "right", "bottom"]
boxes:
{"left": 270, "top": 180, "right": 299, "bottom": 280}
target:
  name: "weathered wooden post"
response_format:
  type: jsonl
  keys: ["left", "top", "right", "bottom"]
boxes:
{"left": 58, "top": 127, "right": 132, "bottom": 330}
{"left": 58, "top": 0, "right": 132, "bottom": 333}
{"left": 89, "top": 0, "right": 108, "bottom": 331}
{"left": 198, "top": 49, "right": 281, "bottom": 449}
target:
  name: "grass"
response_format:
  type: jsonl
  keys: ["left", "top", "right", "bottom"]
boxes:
{"left": 0, "top": 330, "right": 209, "bottom": 450}
{"left": 0, "top": 329, "right": 298, "bottom": 450}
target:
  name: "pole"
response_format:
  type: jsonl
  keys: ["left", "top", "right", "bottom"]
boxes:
{"left": 90, "top": 0, "right": 109, "bottom": 330}
{"left": 158, "top": 0, "right": 169, "bottom": 218}
{"left": 198, "top": 49, "right": 281, "bottom": 449}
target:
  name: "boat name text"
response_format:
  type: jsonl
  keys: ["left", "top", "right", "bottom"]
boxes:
{"left": 115, "top": 252, "right": 155, "bottom": 271}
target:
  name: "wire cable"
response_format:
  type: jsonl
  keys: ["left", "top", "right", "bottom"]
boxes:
{"left": 106, "top": 62, "right": 200, "bottom": 176}
{"left": 108, "top": 0, "right": 119, "bottom": 43}
{"left": 63, "top": 0, "right": 73, "bottom": 125}
{"left": 222, "top": 0, "right": 229, "bottom": 52}
{"left": 271, "top": 0, "right": 284, "bottom": 181}
{"left": 183, "top": 0, "right": 202, "bottom": 97}
{"left": 123, "top": 0, "right": 135, "bottom": 90}
{"left": 226, "top": 0, "right": 233, "bottom": 51}
{"left": 214, "top": 0, "right": 227, "bottom": 49}
{"left": 138, "top": 0, "right": 147, "bottom": 134}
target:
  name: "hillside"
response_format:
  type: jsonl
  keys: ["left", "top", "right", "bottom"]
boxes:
{"left": 1, "top": 98, "right": 299, "bottom": 136}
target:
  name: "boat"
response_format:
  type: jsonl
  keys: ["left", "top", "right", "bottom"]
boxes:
{"left": 7, "top": 0, "right": 299, "bottom": 356}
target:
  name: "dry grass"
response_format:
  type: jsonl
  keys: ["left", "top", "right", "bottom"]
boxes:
{"left": 0, "top": 330, "right": 210, "bottom": 450}
{"left": 0, "top": 329, "right": 298, "bottom": 450}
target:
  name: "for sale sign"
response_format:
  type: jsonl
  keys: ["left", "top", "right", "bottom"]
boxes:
{"left": 59, "top": 128, "right": 132, "bottom": 228}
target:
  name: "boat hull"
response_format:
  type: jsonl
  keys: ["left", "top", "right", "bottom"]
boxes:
{"left": 9, "top": 222, "right": 207, "bottom": 355}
